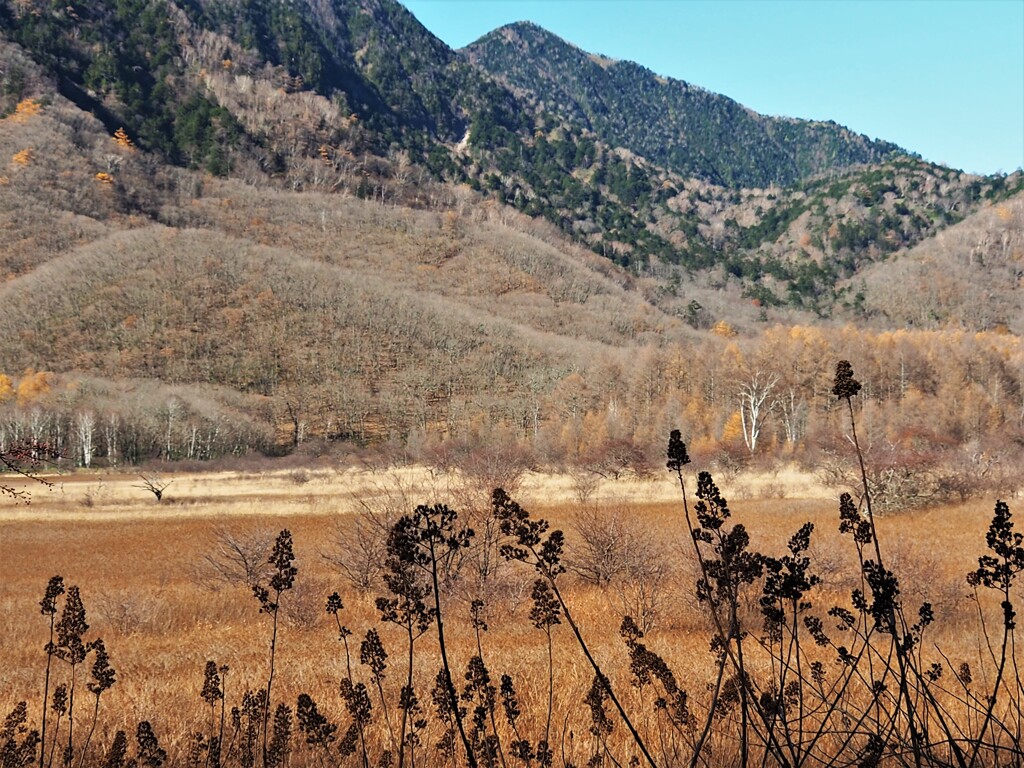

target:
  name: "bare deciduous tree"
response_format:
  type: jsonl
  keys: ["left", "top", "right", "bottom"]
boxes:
{"left": 323, "top": 511, "right": 392, "bottom": 592}
{"left": 1, "top": 439, "right": 55, "bottom": 502}
{"left": 738, "top": 371, "right": 778, "bottom": 453}
{"left": 442, "top": 437, "right": 532, "bottom": 591}
{"left": 567, "top": 500, "right": 671, "bottom": 630}
{"left": 135, "top": 474, "right": 172, "bottom": 503}
{"left": 75, "top": 411, "right": 94, "bottom": 469}
{"left": 194, "top": 527, "right": 276, "bottom": 590}
{"left": 323, "top": 474, "right": 429, "bottom": 591}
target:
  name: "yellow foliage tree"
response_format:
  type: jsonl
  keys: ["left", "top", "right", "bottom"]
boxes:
{"left": 95, "top": 172, "right": 114, "bottom": 184}
{"left": 682, "top": 396, "right": 709, "bottom": 436}
{"left": 16, "top": 369, "right": 51, "bottom": 406}
{"left": 11, "top": 148, "right": 33, "bottom": 166}
{"left": 689, "top": 434, "right": 718, "bottom": 461}
{"left": 710, "top": 320, "right": 737, "bottom": 338}
{"left": 0, "top": 373, "right": 12, "bottom": 403}
{"left": 113, "top": 127, "right": 134, "bottom": 150}
{"left": 721, "top": 410, "right": 745, "bottom": 447}
{"left": 578, "top": 410, "right": 610, "bottom": 459}
{"left": 558, "top": 419, "right": 584, "bottom": 460}
{"left": 9, "top": 98, "right": 41, "bottom": 123}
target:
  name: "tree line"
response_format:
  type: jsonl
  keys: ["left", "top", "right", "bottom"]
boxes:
{"left": 3, "top": 325, "right": 1024, "bottom": 508}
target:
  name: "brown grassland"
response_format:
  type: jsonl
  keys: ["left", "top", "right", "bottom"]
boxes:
{"left": 1, "top": 458, "right": 1018, "bottom": 766}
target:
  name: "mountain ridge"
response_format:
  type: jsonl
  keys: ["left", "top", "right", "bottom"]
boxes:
{"left": 463, "top": 20, "right": 906, "bottom": 188}
{"left": 1, "top": 0, "right": 1022, "bottom": 469}
{"left": 1, "top": 0, "right": 1018, "bottom": 305}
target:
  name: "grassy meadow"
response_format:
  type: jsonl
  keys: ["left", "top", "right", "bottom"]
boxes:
{"left": 1, "top": 462, "right": 1016, "bottom": 766}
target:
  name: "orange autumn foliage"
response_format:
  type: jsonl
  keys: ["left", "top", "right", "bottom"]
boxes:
{"left": 8, "top": 98, "right": 41, "bottom": 123}
{"left": 15, "top": 369, "right": 51, "bottom": 406}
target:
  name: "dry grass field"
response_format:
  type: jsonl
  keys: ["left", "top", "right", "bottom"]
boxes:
{"left": 0, "top": 464, "right": 1018, "bottom": 766}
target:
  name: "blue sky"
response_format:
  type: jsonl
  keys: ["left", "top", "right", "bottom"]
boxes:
{"left": 401, "top": 0, "right": 1024, "bottom": 176}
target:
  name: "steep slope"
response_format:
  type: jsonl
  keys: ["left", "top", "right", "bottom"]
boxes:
{"left": 0, "top": 36, "right": 190, "bottom": 277}
{"left": 180, "top": 0, "right": 521, "bottom": 142}
{"left": 464, "top": 22, "right": 903, "bottom": 188}
{"left": 0, "top": 0, "right": 519, "bottom": 173}
{"left": 677, "top": 158, "right": 1024, "bottom": 315}
{"left": 854, "top": 190, "right": 1024, "bottom": 331}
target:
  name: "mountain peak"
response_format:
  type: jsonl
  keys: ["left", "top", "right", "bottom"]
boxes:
{"left": 464, "top": 20, "right": 903, "bottom": 187}
{"left": 471, "top": 20, "right": 618, "bottom": 65}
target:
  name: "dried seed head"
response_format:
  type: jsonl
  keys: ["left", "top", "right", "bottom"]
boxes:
{"left": 102, "top": 730, "right": 128, "bottom": 768}
{"left": 339, "top": 679, "right": 372, "bottom": 725}
{"left": 55, "top": 586, "right": 88, "bottom": 666}
{"left": 268, "top": 530, "right": 297, "bottom": 594}
{"left": 666, "top": 430, "right": 690, "bottom": 472}
{"left": 470, "top": 599, "right": 487, "bottom": 631}
{"left": 87, "top": 638, "right": 116, "bottom": 696}
{"left": 360, "top": 628, "right": 388, "bottom": 679}
{"left": 136, "top": 721, "right": 167, "bottom": 768}
{"left": 585, "top": 674, "right": 613, "bottom": 738}
{"left": 51, "top": 684, "right": 67, "bottom": 716}
{"left": 499, "top": 674, "right": 521, "bottom": 727}
{"left": 325, "top": 592, "right": 343, "bottom": 615}
{"left": 831, "top": 360, "right": 861, "bottom": 400}
{"left": 201, "top": 661, "right": 222, "bottom": 706}
{"left": 529, "top": 579, "right": 561, "bottom": 631}
{"left": 266, "top": 703, "right": 292, "bottom": 768}
{"left": 972, "top": 500, "right": 1024, "bottom": 606}
{"left": 838, "top": 493, "right": 872, "bottom": 544}
{"left": 40, "top": 576, "right": 65, "bottom": 616}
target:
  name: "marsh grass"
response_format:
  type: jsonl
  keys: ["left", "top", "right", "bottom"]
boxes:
{"left": 0, "top": 439, "right": 1020, "bottom": 766}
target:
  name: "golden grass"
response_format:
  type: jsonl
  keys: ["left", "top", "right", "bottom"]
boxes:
{"left": 0, "top": 465, "right": 1017, "bottom": 763}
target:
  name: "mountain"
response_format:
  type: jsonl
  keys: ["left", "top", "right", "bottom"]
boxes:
{"left": 1, "top": 0, "right": 1022, "bottom": 471}
{"left": 854, "top": 192, "right": 1024, "bottom": 329}
{"left": 0, "top": 0, "right": 519, "bottom": 167}
{"left": 2, "top": 0, "right": 1018, "bottom": 292}
{"left": 180, "top": 0, "right": 525, "bottom": 143}
{"left": 2, "top": 0, "right": 1020, "bottom": 306}
{"left": 463, "top": 22, "right": 904, "bottom": 188}
{"left": 1, "top": 1, "right": 901, "bottom": 187}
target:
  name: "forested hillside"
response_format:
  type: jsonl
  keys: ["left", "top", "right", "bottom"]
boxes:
{"left": 464, "top": 22, "right": 903, "bottom": 188}
{"left": 4, "top": 0, "right": 1018, "bottom": 287}
{"left": 0, "top": 0, "right": 1021, "bottom": 488}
